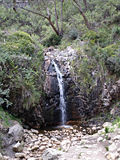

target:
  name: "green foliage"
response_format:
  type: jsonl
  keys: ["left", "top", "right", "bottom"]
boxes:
{"left": 71, "top": 46, "right": 99, "bottom": 94}
{"left": 83, "top": 27, "right": 113, "bottom": 47}
{"left": 99, "top": 43, "right": 120, "bottom": 58}
{"left": 0, "top": 30, "right": 44, "bottom": 110}
{"left": 1, "top": 31, "right": 35, "bottom": 56}
{"left": 0, "top": 107, "right": 21, "bottom": 127}
{"left": 113, "top": 116, "right": 120, "bottom": 128}
{"left": 105, "top": 127, "right": 109, "bottom": 133}
{"left": 68, "top": 29, "right": 78, "bottom": 40}
{"left": 8, "top": 31, "right": 33, "bottom": 43}
{"left": 105, "top": 146, "right": 109, "bottom": 151}
{"left": 42, "top": 33, "right": 62, "bottom": 47}
{"left": 0, "top": 84, "right": 12, "bottom": 108}
{"left": 83, "top": 30, "right": 98, "bottom": 41}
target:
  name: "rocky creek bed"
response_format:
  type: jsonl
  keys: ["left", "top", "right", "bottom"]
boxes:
{"left": 1, "top": 118, "right": 120, "bottom": 160}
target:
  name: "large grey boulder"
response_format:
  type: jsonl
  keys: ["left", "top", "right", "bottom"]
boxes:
{"left": 8, "top": 123, "right": 24, "bottom": 142}
{"left": 42, "top": 148, "right": 63, "bottom": 160}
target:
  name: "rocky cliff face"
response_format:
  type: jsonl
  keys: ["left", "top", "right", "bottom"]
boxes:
{"left": 43, "top": 46, "right": 120, "bottom": 126}
{"left": 4, "top": 46, "right": 120, "bottom": 128}
{"left": 43, "top": 46, "right": 86, "bottom": 125}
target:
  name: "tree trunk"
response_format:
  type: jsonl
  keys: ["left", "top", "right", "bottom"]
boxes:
{"left": 73, "top": 0, "right": 91, "bottom": 29}
{"left": 53, "top": 0, "right": 60, "bottom": 34}
{"left": 83, "top": 0, "right": 88, "bottom": 11}
{"left": 20, "top": 7, "right": 60, "bottom": 35}
{"left": 48, "top": 16, "right": 60, "bottom": 35}
{"left": 60, "top": 0, "right": 64, "bottom": 35}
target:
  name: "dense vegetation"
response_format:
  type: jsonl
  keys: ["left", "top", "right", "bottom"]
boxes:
{"left": 0, "top": 0, "right": 120, "bottom": 121}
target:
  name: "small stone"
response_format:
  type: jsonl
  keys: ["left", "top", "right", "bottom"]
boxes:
{"left": 105, "top": 152, "right": 119, "bottom": 160}
{"left": 98, "top": 128, "right": 105, "bottom": 134}
{"left": 113, "top": 135, "right": 120, "bottom": 141}
{"left": 60, "top": 139, "right": 71, "bottom": 152}
{"left": 109, "top": 143, "right": 117, "bottom": 152}
{"left": 39, "top": 145, "right": 46, "bottom": 151}
{"left": 27, "top": 158, "right": 38, "bottom": 160}
{"left": 97, "top": 137, "right": 103, "bottom": 142}
{"left": 117, "top": 148, "right": 120, "bottom": 153}
{"left": 42, "top": 148, "right": 63, "bottom": 160}
{"left": 92, "top": 126, "right": 97, "bottom": 131}
{"left": 15, "top": 153, "right": 25, "bottom": 158}
{"left": 13, "top": 141, "right": 23, "bottom": 152}
{"left": 31, "top": 129, "right": 39, "bottom": 134}
{"left": 31, "top": 145, "right": 39, "bottom": 151}
{"left": 103, "top": 122, "right": 112, "bottom": 128}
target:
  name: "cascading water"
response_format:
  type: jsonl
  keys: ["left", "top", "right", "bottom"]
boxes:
{"left": 52, "top": 60, "right": 66, "bottom": 125}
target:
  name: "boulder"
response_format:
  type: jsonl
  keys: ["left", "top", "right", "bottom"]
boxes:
{"left": 8, "top": 123, "right": 24, "bottom": 142}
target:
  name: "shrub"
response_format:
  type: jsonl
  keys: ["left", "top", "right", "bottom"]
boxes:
{"left": 68, "top": 29, "right": 78, "bottom": 40}
{"left": 42, "top": 33, "right": 62, "bottom": 47}
{"left": 1, "top": 31, "right": 35, "bottom": 56}
{"left": 98, "top": 43, "right": 120, "bottom": 59}
{"left": 0, "top": 31, "right": 44, "bottom": 110}
{"left": 105, "top": 51, "right": 120, "bottom": 75}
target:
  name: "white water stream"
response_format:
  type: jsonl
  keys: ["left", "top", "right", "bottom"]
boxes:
{"left": 52, "top": 60, "right": 66, "bottom": 125}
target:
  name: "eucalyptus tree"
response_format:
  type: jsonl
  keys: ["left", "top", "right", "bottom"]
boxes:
{"left": 72, "top": 0, "right": 91, "bottom": 29}
{"left": 2, "top": 0, "right": 65, "bottom": 36}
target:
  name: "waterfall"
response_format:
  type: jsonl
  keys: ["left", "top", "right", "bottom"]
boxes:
{"left": 52, "top": 60, "right": 66, "bottom": 125}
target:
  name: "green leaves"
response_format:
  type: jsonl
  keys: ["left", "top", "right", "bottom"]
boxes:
{"left": 0, "top": 84, "right": 12, "bottom": 108}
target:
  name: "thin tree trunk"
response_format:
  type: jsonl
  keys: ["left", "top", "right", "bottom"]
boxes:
{"left": 60, "top": 0, "right": 64, "bottom": 35}
{"left": 73, "top": 0, "right": 91, "bottom": 29}
{"left": 48, "top": 16, "right": 60, "bottom": 35}
{"left": 83, "top": 0, "right": 88, "bottom": 11}
{"left": 53, "top": 0, "right": 59, "bottom": 34}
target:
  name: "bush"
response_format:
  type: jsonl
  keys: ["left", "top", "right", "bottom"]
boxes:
{"left": 105, "top": 50, "right": 120, "bottom": 75}
{"left": 68, "top": 29, "right": 78, "bottom": 40}
{"left": 42, "top": 33, "right": 62, "bottom": 47}
{"left": 83, "top": 30, "right": 99, "bottom": 42}
{"left": 83, "top": 28, "right": 112, "bottom": 47}
{"left": 0, "top": 31, "right": 44, "bottom": 110}
{"left": 1, "top": 31, "right": 35, "bottom": 56}
{"left": 98, "top": 43, "right": 120, "bottom": 59}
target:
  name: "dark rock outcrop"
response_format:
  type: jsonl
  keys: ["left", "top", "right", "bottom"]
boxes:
{"left": 43, "top": 46, "right": 120, "bottom": 126}
{"left": 43, "top": 46, "right": 88, "bottom": 125}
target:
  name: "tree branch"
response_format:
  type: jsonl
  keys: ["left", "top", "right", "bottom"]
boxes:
{"left": 20, "top": 7, "right": 59, "bottom": 35}
{"left": 73, "top": 0, "right": 91, "bottom": 29}
{"left": 20, "top": 7, "right": 48, "bottom": 19}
